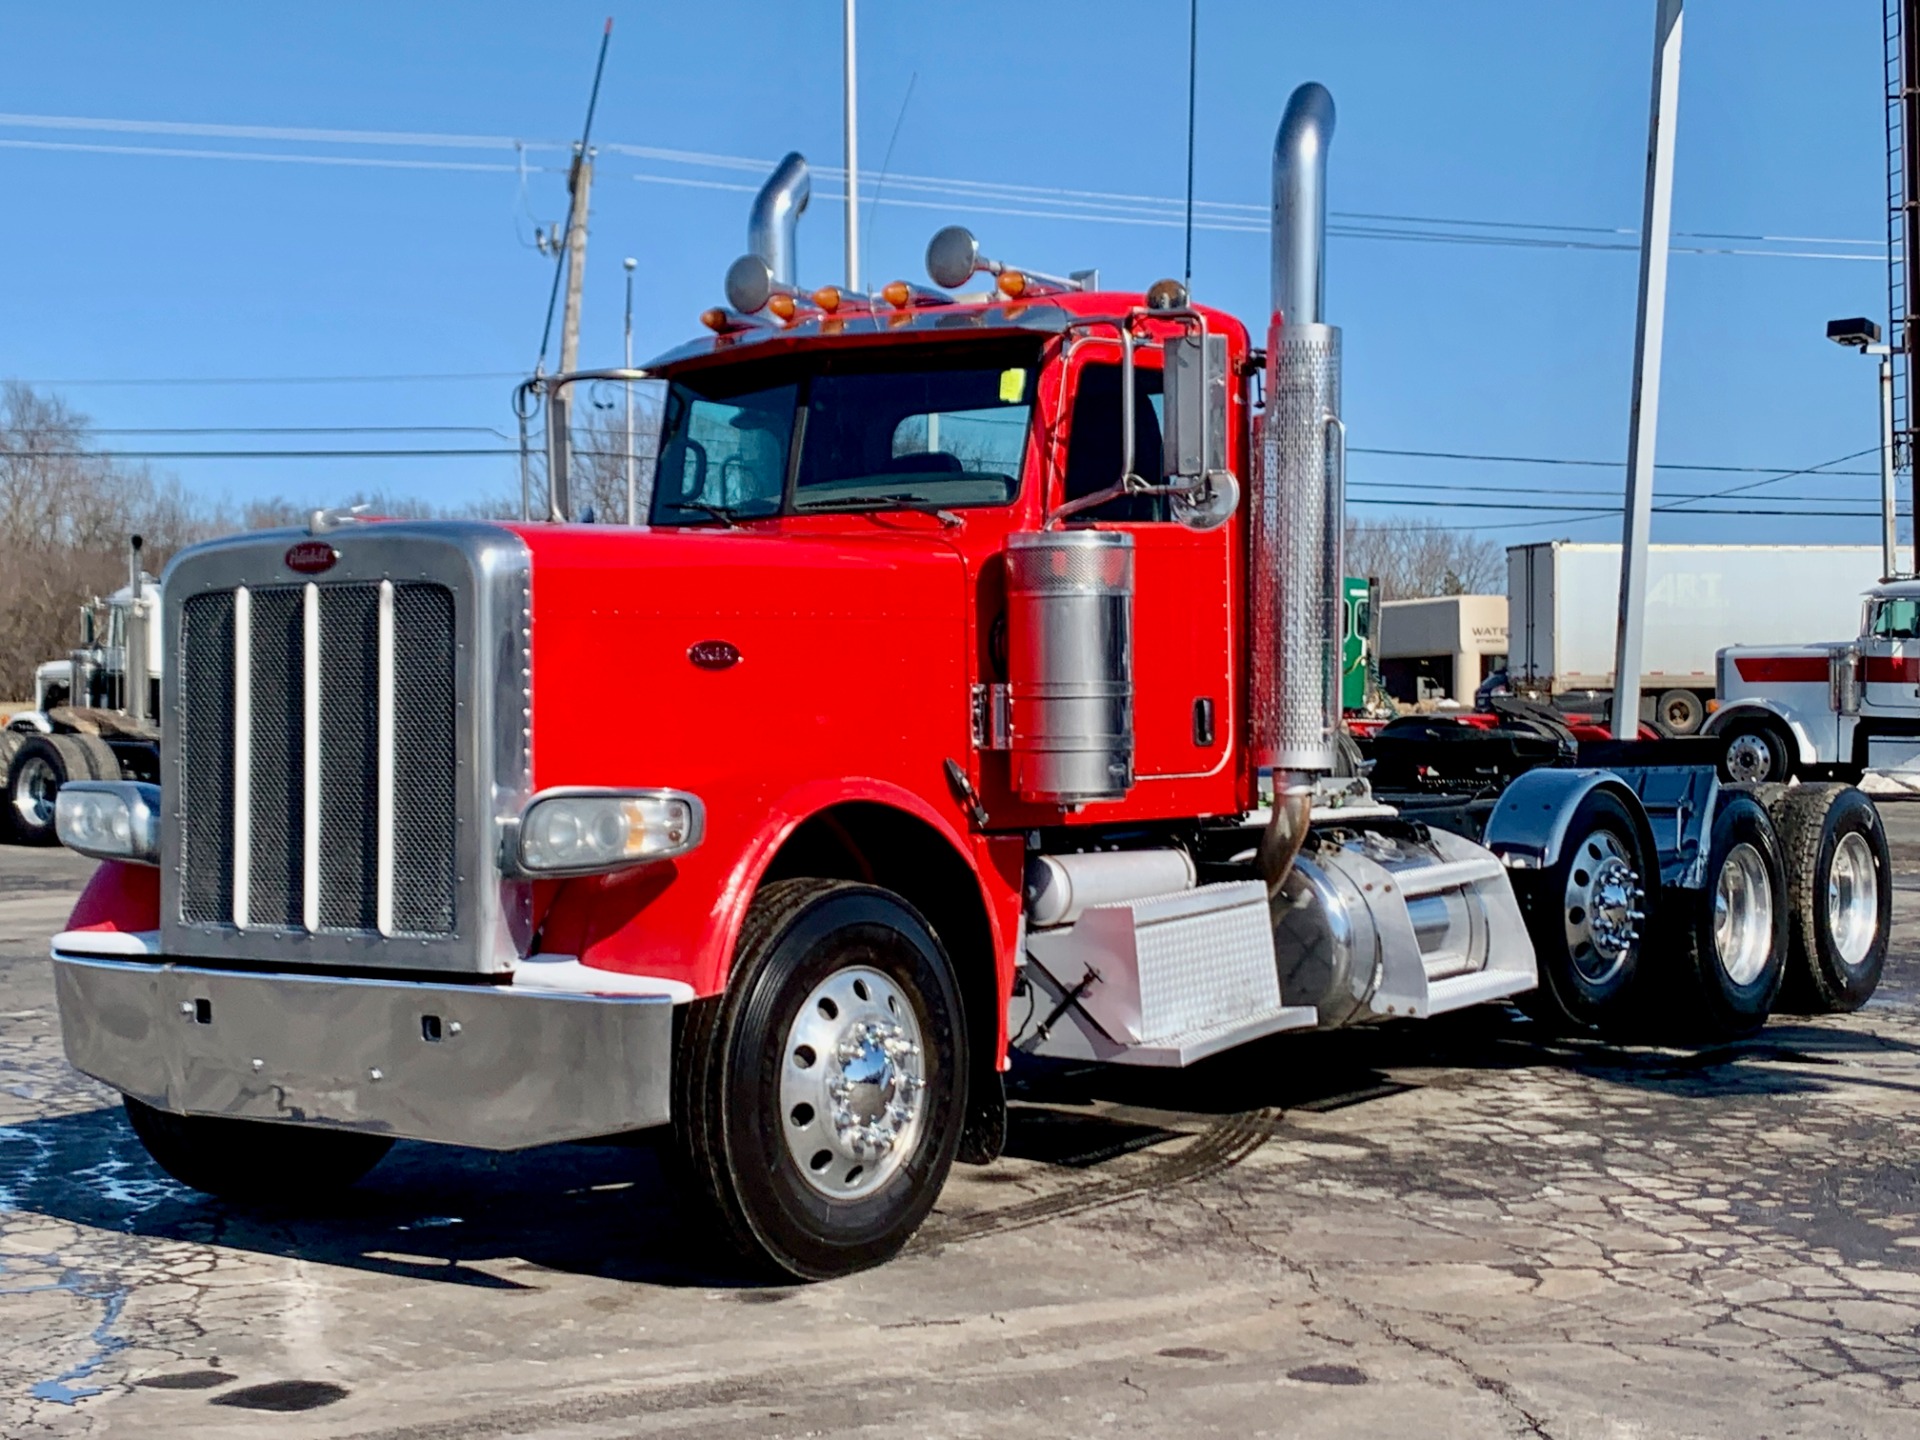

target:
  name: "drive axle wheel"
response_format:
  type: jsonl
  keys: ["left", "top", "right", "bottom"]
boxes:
{"left": 5, "top": 733, "right": 113, "bottom": 846}
{"left": 1765, "top": 785, "right": 1890, "bottom": 1014}
{"left": 673, "top": 879, "right": 966, "bottom": 1281}
{"left": 1653, "top": 793, "right": 1789, "bottom": 1041}
{"left": 1513, "top": 789, "right": 1652, "bottom": 1034}
{"left": 123, "top": 1097, "right": 393, "bottom": 1205}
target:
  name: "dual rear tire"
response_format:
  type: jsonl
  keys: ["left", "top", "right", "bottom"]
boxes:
{"left": 1514, "top": 783, "right": 1885, "bottom": 1042}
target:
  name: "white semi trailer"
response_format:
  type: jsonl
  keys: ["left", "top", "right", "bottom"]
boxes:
{"left": 1507, "top": 542, "right": 1883, "bottom": 734}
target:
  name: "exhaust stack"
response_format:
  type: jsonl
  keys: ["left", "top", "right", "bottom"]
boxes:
{"left": 1253, "top": 82, "right": 1341, "bottom": 889}
{"left": 747, "top": 152, "right": 811, "bottom": 287}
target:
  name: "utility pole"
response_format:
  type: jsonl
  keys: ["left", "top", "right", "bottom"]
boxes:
{"left": 534, "top": 18, "right": 613, "bottom": 523}
{"left": 843, "top": 0, "right": 861, "bottom": 291}
{"left": 1886, "top": 0, "right": 1920, "bottom": 573}
{"left": 624, "top": 255, "right": 637, "bottom": 526}
{"left": 1611, "top": 0, "right": 1683, "bottom": 741}
{"left": 559, "top": 143, "right": 594, "bottom": 378}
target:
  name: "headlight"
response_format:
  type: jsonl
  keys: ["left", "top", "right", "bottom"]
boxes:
{"left": 511, "top": 789, "right": 704, "bottom": 876}
{"left": 55, "top": 782, "right": 161, "bottom": 865}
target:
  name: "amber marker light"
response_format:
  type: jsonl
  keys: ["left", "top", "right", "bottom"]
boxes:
{"left": 700, "top": 307, "right": 730, "bottom": 332}
{"left": 996, "top": 270, "right": 1028, "bottom": 299}
{"left": 812, "top": 285, "right": 843, "bottom": 313}
{"left": 768, "top": 293, "right": 797, "bottom": 321}
{"left": 882, "top": 280, "right": 912, "bottom": 308}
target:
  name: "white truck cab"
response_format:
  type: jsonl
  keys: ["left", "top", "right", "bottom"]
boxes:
{"left": 1708, "top": 580, "right": 1920, "bottom": 783}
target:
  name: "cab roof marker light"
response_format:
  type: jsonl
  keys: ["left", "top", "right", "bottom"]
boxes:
{"left": 880, "top": 279, "right": 953, "bottom": 310}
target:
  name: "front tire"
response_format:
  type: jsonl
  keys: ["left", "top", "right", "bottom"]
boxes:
{"left": 1719, "top": 721, "right": 1791, "bottom": 785}
{"left": 674, "top": 879, "right": 967, "bottom": 1280}
{"left": 1767, "top": 785, "right": 1890, "bottom": 1014}
{"left": 1512, "top": 790, "right": 1652, "bottom": 1034}
{"left": 124, "top": 1097, "right": 393, "bottom": 1204}
{"left": 1652, "top": 793, "right": 1789, "bottom": 1041}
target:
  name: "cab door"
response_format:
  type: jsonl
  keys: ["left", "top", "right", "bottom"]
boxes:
{"left": 1861, "top": 595, "right": 1920, "bottom": 715}
{"left": 1054, "top": 348, "right": 1234, "bottom": 785}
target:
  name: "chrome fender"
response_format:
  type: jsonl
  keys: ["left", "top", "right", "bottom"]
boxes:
{"left": 1701, "top": 698, "right": 1820, "bottom": 766}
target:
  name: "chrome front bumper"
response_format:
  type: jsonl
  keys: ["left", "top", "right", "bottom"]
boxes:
{"left": 51, "top": 954, "right": 674, "bottom": 1150}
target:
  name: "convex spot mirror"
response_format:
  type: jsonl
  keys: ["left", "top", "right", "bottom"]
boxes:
{"left": 926, "top": 225, "right": 982, "bottom": 289}
{"left": 725, "top": 254, "right": 776, "bottom": 314}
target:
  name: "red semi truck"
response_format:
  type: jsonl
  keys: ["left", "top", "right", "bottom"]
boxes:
{"left": 45, "top": 84, "right": 1892, "bottom": 1279}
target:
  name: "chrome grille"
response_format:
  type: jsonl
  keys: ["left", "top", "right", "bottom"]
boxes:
{"left": 176, "top": 579, "right": 458, "bottom": 938}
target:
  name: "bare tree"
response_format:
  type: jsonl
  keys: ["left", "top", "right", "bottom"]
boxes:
{"left": 0, "top": 381, "right": 521, "bottom": 698}
{"left": 1344, "top": 517, "right": 1503, "bottom": 600}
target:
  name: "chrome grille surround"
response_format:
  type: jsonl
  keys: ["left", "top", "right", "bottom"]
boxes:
{"left": 160, "top": 523, "right": 533, "bottom": 976}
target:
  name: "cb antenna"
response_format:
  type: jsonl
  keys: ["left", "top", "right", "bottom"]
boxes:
{"left": 536, "top": 17, "right": 615, "bottom": 376}
{"left": 1182, "top": 0, "right": 1198, "bottom": 289}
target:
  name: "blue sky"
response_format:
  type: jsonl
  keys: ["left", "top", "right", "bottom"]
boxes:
{"left": 0, "top": 2, "right": 1894, "bottom": 547}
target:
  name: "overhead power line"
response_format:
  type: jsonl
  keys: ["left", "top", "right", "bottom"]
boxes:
{"left": 0, "top": 114, "right": 1883, "bottom": 263}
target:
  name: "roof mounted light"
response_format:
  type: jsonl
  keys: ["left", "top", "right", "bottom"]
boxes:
{"left": 880, "top": 279, "right": 950, "bottom": 310}
{"left": 1145, "top": 277, "right": 1191, "bottom": 311}
{"left": 811, "top": 284, "right": 872, "bottom": 315}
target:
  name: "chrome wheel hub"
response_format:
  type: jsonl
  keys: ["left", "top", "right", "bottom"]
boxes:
{"left": 11, "top": 755, "right": 57, "bottom": 830}
{"left": 1562, "top": 829, "right": 1644, "bottom": 986}
{"left": 779, "top": 966, "right": 926, "bottom": 1200}
{"left": 1714, "top": 841, "right": 1775, "bottom": 987}
{"left": 1826, "top": 831, "right": 1879, "bottom": 970}
{"left": 1724, "top": 733, "right": 1774, "bottom": 783}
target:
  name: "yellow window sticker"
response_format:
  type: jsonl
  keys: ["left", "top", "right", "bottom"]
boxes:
{"left": 999, "top": 368, "right": 1026, "bottom": 404}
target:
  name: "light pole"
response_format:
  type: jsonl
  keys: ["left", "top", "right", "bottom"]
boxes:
{"left": 1827, "top": 316, "right": 1901, "bottom": 580}
{"left": 624, "top": 256, "right": 638, "bottom": 526}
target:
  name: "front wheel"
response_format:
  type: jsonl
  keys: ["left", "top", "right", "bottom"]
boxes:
{"left": 673, "top": 879, "right": 967, "bottom": 1280}
{"left": 124, "top": 1097, "right": 393, "bottom": 1204}
{"left": 1719, "top": 722, "right": 1791, "bottom": 785}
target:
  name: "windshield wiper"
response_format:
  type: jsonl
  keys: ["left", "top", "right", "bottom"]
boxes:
{"left": 675, "top": 502, "right": 743, "bottom": 528}
{"left": 793, "top": 494, "right": 962, "bottom": 527}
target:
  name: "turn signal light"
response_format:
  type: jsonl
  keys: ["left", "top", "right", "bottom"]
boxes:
{"left": 882, "top": 279, "right": 912, "bottom": 308}
{"left": 996, "top": 270, "right": 1028, "bottom": 299}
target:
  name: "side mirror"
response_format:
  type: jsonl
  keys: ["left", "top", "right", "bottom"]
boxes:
{"left": 926, "top": 226, "right": 982, "bottom": 289}
{"left": 1163, "top": 331, "right": 1234, "bottom": 530}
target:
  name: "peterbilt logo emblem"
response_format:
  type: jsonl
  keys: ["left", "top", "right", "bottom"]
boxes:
{"left": 688, "top": 640, "right": 742, "bottom": 671}
{"left": 284, "top": 541, "right": 339, "bottom": 574}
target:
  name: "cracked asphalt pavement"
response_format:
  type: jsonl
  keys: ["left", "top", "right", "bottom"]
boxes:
{"left": 6, "top": 811, "right": 1920, "bottom": 1438}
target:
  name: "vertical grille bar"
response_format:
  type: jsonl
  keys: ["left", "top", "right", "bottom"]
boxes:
{"left": 376, "top": 579, "right": 396, "bottom": 936}
{"left": 232, "top": 586, "right": 253, "bottom": 929}
{"left": 302, "top": 582, "right": 321, "bottom": 933}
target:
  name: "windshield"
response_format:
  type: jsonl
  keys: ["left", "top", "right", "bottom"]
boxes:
{"left": 649, "top": 342, "right": 1038, "bottom": 525}
{"left": 1872, "top": 597, "right": 1920, "bottom": 639}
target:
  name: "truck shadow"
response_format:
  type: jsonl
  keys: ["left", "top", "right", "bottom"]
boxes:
{"left": 4, "top": 1005, "right": 1913, "bottom": 1291}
